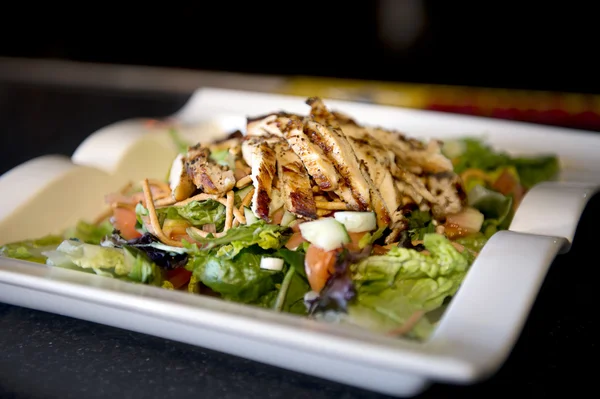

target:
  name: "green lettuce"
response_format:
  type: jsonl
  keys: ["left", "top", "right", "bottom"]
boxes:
{"left": 467, "top": 184, "right": 514, "bottom": 237}
{"left": 142, "top": 199, "right": 226, "bottom": 232}
{"left": 187, "top": 221, "right": 288, "bottom": 259}
{"left": 340, "top": 233, "right": 471, "bottom": 340}
{"left": 44, "top": 239, "right": 163, "bottom": 285}
{"left": 406, "top": 210, "right": 436, "bottom": 241}
{"left": 0, "top": 234, "right": 65, "bottom": 264}
{"left": 445, "top": 137, "right": 560, "bottom": 189}
{"left": 191, "top": 249, "right": 278, "bottom": 303}
{"left": 0, "top": 219, "right": 113, "bottom": 264}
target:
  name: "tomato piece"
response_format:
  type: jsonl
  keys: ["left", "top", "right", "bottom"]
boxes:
{"left": 271, "top": 208, "right": 285, "bottom": 225}
{"left": 345, "top": 231, "right": 369, "bottom": 252}
{"left": 492, "top": 169, "right": 526, "bottom": 209}
{"left": 111, "top": 207, "right": 142, "bottom": 240}
{"left": 165, "top": 268, "right": 192, "bottom": 290}
{"left": 285, "top": 231, "right": 307, "bottom": 250}
{"left": 304, "top": 244, "right": 340, "bottom": 293}
{"left": 443, "top": 222, "right": 472, "bottom": 239}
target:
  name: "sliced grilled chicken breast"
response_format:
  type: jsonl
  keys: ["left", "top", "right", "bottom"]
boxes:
{"left": 241, "top": 137, "right": 277, "bottom": 221}
{"left": 186, "top": 144, "right": 236, "bottom": 195}
{"left": 274, "top": 141, "right": 317, "bottom": 219}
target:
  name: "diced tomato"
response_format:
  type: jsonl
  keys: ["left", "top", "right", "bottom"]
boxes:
{"left": 162, "top": 219, "right": 191, "bottom": 240}
{"left": 111, "top": 207, "right": 142, "bottom": 240}
{"left": 271, "top": 208, "right": 285, "bottom": 225}
{"left": 345, "top": 231, "right": 369, "bottom": 252}
{"left": 165, "top": 268, "right": 192, "bottom": 290}
{"left": 443, "top": 223, "right": 472, "bottom": 239}
{"left": 304, "top": 244, "right": 340, "bottom": 293}
{"left": 492, "top": 169, "right": 525, "bottom": 209}
{"left": 285, "top": 231, "right": 307, "bottom": 250}
{"left": 372, "top": 244, "right": 393, "bottom": 255}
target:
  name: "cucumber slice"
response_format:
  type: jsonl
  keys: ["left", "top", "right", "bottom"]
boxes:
{"left": 235, "top": 184, "right": 254, "bottom": 204}
{"left": 244, "top": 206, "right": 259, "bottom": 225}
{"left": 299, "top": 218, "right": 350, "bottom": 251}
{"left": 280, "top": 210, "right": 297, "bottom": 227}
{"left": 260, "top": 257, "right": 284, "bottom": 271}
{"left": 334, "top": 211, "right": 377, "bottom": 233}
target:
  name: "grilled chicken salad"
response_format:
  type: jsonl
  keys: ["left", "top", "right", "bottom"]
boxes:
{"left": 0, "top": 98, "right": 560, "bottom": 340}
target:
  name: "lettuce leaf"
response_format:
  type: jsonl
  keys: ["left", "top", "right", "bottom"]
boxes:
{"left": 406, "top": 210, "right": 435, "bottom": 241}
{"left": 187, "top": 221, "right": 288, "bottom": 259}
{"left": 191, "top": 249, "right": 278, "bottom": 303}
{"left": 0, "top": 234, "right": 65, "bottom": 264}
{"left": 447, "top": 138, "right": 559, "bottom": 189}
{"left": 152, "top": 199, "right": 226, "bottom": 231}
{"left": 0, "top": 220, "right": 113, "bottom": 264}
{"left": 338, "top": 233, "right": 471, "bottom": 340}
{"left": 45, "top": 239, "right": 163, "bottom": 285}
{"left": 63, "top": 220, "right": 114, "bottom": 245}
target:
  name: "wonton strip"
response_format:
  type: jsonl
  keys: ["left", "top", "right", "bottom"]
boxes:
{"left": 224, "top": 190, "right": 235, "bottom": 231}
{"left": 386, "top": 310, "right": 425, "bottom": 337}
{"left": 154, "top": 197, "right": 177, "bottom": 207}
{"left": 93, "top": 208, "right": 113, "bottom": 225}
{"left": 315, "top": 201, "right": 350, "bottom": 210}
{"left": 232, "top": 205, "right": 246, "bottom": 225}
{"left": 146, "top": 178, "right": 172, "bottom": 195}
{"left": 316, "top": 209, "right": 333, "bottom": 216}
{"left": 141, "top": 178, "right": 184, "bottom": 247}
{"left": 188, "top": 226, "right": 210, "bottom": 238}
{"left": 174, "top": 193, "right": 220, "bottom": 207}
{"left": 241, "top": 188, "right": 255, "bottom": 207}
{"left": 235, "top": 175, "right": 252, "bottom": 189}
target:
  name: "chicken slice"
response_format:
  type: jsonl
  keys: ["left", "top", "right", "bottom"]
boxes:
{"left": 185, "top": 144, "right": 236, "bottom": 195}
{"left": 281, "top": 118, "right": 339, "bottom": 192}
{"left": 342, "top": 124, "right": 402, "bottom": 215}
{"left": 241, "top": 137, "right": 277, "bottom": 221}
{"left": 246, "top": 112, "right": 302, "bottom": 138}
{"left": 366, "top": 126, "right": 454, "bottom": 174}
{"left": 274, "top": 141, "right": 317, "bottom": 219}
{"left": 304, "top": 119, "right": 371, "bottom": 211}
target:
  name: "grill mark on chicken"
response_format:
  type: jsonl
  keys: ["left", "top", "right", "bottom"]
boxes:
{"left": 246, "top": 112, "right": 303, "bottom": 138}
{"left": 241, "top": 96, "right": 464, "bottom": 229}
{"left": 281, "top": 118, "right": 339, "bottom": 192}
{"left": 241, "top": 138, "right": 277, "bottom": 222}
{"left": 185, "top": 144, "right": 236, "bottom": 195}
{"left": 274, "top": 141, "right": 317, "bottom": 219}
{"left": 304, "top": 120, "right": 370, "bottom": 210}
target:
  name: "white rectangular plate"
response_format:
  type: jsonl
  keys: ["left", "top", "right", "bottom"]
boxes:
{"left": 1, "top": 88, "right": 599, "bottom": 397}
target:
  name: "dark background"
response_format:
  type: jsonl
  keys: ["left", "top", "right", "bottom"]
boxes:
{"left": 1, "top": 3, "right": 599, "bottom": 398}
{"left": 2, "top": 1, "right": 598, "bottom": 94}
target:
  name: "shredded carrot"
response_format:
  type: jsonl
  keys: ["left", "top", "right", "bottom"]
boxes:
{"left": 235, "top": 175, "right": 252, "bottom": 189}
{"left": 141, "top": 178, "right": 184, "bottom": 247}
{"left": 315, "top": 201, "right": 349, "bottom": 210}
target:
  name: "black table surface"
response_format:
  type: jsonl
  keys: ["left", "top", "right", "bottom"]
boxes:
{"left": 0, "top": 81, "right": 598, "bottom": 399}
